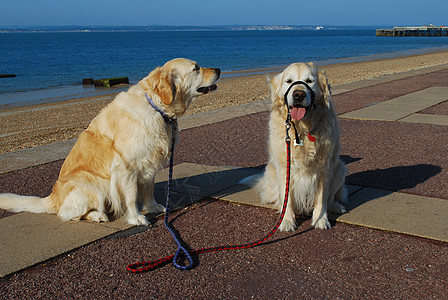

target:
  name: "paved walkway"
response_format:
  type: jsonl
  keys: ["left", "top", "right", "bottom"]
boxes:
{"left": 0, "top": 65, "right": 447, "bottom": 298}
{"left": 340, "top": 86, "right": 448, "bottom": 124}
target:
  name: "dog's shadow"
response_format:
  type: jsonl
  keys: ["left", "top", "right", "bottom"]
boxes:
{"left": 146, "top": 166, "right": 263, "bottom": 219}
{"left": 341, "top": 155, "right": 442, "bottom": 212}
{"left": 150, "top": 157, "right": 442, "bottom": 220}
{"left": 141, "top": 157, "right": 441, "bottom": 233}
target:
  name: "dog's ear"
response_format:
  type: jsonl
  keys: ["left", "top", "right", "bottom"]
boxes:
{"left": 270, "top": 73, "right": 282, "bottom": 98}
{"left": 269, "top": 72, "right": 285, "bottom": 110}
{"left": 141, "top": 68, "right": 176, "bottom": 105}
{"left": 317, "top": 70, "right": 331, "bottom": 109}
{"left": 154, "top": 69, "right": 176, "bottom": 105}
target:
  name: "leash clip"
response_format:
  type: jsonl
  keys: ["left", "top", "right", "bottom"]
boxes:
{"left": 294, "top": 138, "right": 303, "bottom": 147}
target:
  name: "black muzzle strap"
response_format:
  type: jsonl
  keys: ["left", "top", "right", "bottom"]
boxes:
{"left": 283, "top": 81, "right": 316, "bottom": 108}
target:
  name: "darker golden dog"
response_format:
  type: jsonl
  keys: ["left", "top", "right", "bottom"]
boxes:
{"left": 0, "top": 58, "right": 220, "bottom": 225}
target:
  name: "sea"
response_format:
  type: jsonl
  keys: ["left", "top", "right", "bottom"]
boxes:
{"left": 1, "top": 29, "right": 448, "bottom": 108}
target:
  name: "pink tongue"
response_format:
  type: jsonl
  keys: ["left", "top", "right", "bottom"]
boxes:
{"left": 290, "top": 107, "right": 306, "bottom": 120}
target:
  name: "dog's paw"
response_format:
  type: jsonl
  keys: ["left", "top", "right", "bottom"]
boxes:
{"left": 312, "top": 217, "right": 331, "bottom": 230}
{"left": 85, "top": 211, "right": 109, "bottom": 222}
{"left": 278, "top": 219, "right": 298, "bottom": 232}
{"left": 329, "top": 201, "right": 346, "bottom": 214}
{"left": 127, "top": 214, "right": 150, "bottom": 226}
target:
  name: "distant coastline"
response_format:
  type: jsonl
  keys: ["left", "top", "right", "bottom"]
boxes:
{"left": 0, "top": 25, "right": 380, "bottom": 33}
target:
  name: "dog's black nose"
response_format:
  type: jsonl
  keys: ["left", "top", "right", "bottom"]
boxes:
{"left": 293, "top": 90, "right": 306, "bottom": 101}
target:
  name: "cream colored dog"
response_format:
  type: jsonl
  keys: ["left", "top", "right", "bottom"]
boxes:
{"left": 249, "top": 62, "right": 346, "bottom": 231}
{"left": 0, "top": 58, "right": 220, "bottom": 225}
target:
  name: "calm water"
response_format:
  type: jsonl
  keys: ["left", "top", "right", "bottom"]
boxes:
{"left": 1, "top": 30, "right": 447, "bottom": 107}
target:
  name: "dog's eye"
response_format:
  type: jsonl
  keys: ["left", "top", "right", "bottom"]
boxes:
{"left": 305, "top": 78, "right": 314, "bottom": 84}
{"left": 286, "top": 79, "right": 292, "bottom": 84}
{"left": 193, "top": 65, "right": 200, "bottom": 72}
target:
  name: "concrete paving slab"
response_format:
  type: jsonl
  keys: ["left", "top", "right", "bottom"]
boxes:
{"left": 337, "top": 188, "right": 448, "bottom": 242}
{"left": 214, "top": 184, "right": 273, "bottom": 208}
{"left": 339, "top": 87, "right": 448, "bottom": 122}
{"left": 340, "top": 103, "right": 417, "bottom": 121}
{"left": 400, "top": 113, "right": 448, "bottom": 126}
{"left": 331, "top": 87, "right": 352, "bottom": 95}
{"left": 209, "top": 169, "right": 269, "bottom": 208}
{"left": 155, "top": 163, "right": 258, "bottom": 199}
{"left": 0, "top": 212, "right": 120, "bottom": 277}
{"left": 0, "top": 139, "right": 76, "bottom": 175}
{"left": 153, "top": 188, "right": 199, "bottom": 212}
{"left": 385, "top": 86, "right": 448, "bottom": 107}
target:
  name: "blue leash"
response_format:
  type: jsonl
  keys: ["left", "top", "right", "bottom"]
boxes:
{"left": 164, "top": 126, "right": 194, "bottom": 270}
{"left": 145, "top": 94, "right": 194, "bottom": 270}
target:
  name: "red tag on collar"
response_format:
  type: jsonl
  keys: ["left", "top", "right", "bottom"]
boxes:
{"left": 307, "top": 133, "right": 316, "bottom": 142}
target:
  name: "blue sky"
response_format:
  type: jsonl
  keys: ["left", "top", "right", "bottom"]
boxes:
{"left": 1, "top": 0, "right": 447, "bottom": 27}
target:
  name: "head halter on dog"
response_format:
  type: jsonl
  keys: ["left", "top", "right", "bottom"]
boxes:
{"left": 283, "top": 80, "right": 316, "bottom": 111}
{"left": 283, "top": 81, "right": 317, "bottom": 146}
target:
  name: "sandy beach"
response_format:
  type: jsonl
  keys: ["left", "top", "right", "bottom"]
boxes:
{"left": 1, "top": 50, "right": 448, "bottom": 154}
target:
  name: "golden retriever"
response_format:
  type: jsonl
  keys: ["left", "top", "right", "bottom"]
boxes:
{"left": 0, "top": 58, "right": 220, "bottom": 225}
{"left": 249, "top": 62, "right": 346, "bottom": 231}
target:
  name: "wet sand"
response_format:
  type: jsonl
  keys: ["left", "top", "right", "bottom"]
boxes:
{"left": 1, "top": 50, "right": 448, "bottom": 153}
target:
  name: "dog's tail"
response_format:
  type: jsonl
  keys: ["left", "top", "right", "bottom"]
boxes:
{"left": 0, "top": 193, "right": 51, "bottom": 214}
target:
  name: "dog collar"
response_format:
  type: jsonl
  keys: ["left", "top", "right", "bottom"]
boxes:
{"left": 145, "top": 94, "right": 177, "bottom": 125}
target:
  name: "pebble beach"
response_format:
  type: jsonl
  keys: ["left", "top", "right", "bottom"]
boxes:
{"left": 1, "top": 50, "right": 448, "bottom": 154}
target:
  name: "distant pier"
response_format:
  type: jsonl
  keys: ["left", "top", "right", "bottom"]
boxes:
{"left": 376, "top": 26, "right": 448, "bottom": 37}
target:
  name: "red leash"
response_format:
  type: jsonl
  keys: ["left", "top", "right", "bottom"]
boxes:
{"left": 127, "top": 136, "right": 291, "bottom": 273}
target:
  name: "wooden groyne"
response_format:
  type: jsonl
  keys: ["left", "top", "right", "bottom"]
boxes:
{"left": 0, "top": 74, "right": 16, "bottom": 78}
{"left": 376, "top": 26, "right": 448, "bottom": 37}
{"left": 81, "top": 77, "right": 129, "bottom": 87}
{"left": 94, "top": 77, "right": 129, "bottom": 87}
